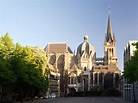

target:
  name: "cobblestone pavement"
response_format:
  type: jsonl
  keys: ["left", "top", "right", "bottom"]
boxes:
{"left": 28, "top": 97, "right": 131, "bottom": 103}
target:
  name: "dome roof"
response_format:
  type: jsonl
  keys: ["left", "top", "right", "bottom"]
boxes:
{"left": 77, "top": 35, "right": 95, "bottom": 57}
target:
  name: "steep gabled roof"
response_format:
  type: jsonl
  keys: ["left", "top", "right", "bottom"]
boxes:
{"left": 44, "top": 42, "right": 73, "bottom": 53}
{"left": 70, "top": 63, "right": 78, "bottom": 71}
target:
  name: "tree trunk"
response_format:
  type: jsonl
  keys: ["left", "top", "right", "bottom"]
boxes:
{"left": 20, "top": 88, "right": 23, "bottom": 103}
{"left": 133, "top": 82, "right": 136, "bottom": 102}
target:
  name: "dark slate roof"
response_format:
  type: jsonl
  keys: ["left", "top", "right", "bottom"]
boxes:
{"left": 44, "top": 42, "right": 73, "bottom": 54}
{"left": 105, "top": 11, "right": 116, "bottom": 42}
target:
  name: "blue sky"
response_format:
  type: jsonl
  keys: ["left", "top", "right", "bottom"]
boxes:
{"left": 0, "top": 0, "right": 138, "bottom": 71}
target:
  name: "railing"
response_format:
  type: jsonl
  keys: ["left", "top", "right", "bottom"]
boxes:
{"left": 50, "top": 84, "right": 58, "bottom": 87}
{"left": 50, "top": 78, "right": 58, "bottom": 81}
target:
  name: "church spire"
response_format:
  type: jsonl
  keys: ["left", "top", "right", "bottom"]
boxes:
{"left": 106, "top": 7, "right": 114, "bottom": 42}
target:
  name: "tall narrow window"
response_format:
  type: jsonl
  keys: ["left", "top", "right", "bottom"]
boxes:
{"left": 71, "top": 77, "right": 73, "bottom": 84}
{"left": 84, "top": 67, "right": 86, "bottom": 71}
{"left": 84, "top": 78, "right": 85, "bottom": 83}
{"left": 112, "top": 48, "right": 114, "bottom": 56}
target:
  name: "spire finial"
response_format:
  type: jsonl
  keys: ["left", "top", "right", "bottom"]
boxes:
{"left": 84, "top": 35, "right": 88, "bottom": 42}
{"left": 108, "top": 6, "right": 110, "bottom": 14}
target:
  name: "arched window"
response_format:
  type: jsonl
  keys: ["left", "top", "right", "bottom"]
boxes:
{"left": 71, "top": 77, "right": 73, "bottom": 84}
{"left": 57, "top": 54, "right": 64, "bottom": 72}
{"left": 68, "top": 77, "right": 70, "bottom": 84}
{"left": 73, "top": 77, "right": 76, "bottom": 84}
{"left": 49, "top": 55, "right": 56, "bottom": 65}
{"left": 84, "top": 67, "right": 86, "bottom": 71}
{"left": 83, "top": 78, "right": 85, "bottom": 83}
{"left": 112, "top": 48, "right": 114, "bottom": 56}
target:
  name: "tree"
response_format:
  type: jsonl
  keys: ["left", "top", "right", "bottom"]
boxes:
{"left": 124, "top": 42, "right": 138, "bottom": 102}
{"left": 0, "top": 33, "right": 17, "bottom": 103}
{"left": 30, "top": 46, "right": 49, "bottom": 92}
{"left": 0, "top": 33, "right": 16, "bottom": 84}
{"left": 10, "top": 44, "right": 49, "bottom": 103}
{"left": 0, "top": 33, "right": 49, "bottom": 103}
{"left": 0, "top": 33, "right": 15, "bottom": 59}
{"left": 124, "top": 42, "right": 138, "bottom": 82}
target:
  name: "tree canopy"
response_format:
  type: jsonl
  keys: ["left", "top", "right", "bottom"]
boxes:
{"left": 0, "top": 33, "right": 49, "bottom": 102}
{"left": 0, "top": 33, "right": 16, "bottom": 85}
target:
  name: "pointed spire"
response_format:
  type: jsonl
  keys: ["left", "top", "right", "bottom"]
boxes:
{"left": 74, "top": 49, "right": 75, "bottom": 55}
{"left": 113, "top": 34, "right": 116, "bottom": 42}
{"left": 107, "top": 6, "right": 114, "bottom": 42}
{"left": 104, "top": 33, "right": 107, "bottom": 42}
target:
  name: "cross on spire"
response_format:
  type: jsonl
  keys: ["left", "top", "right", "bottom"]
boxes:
{"left": 108, "top": 6, "right": 110, "bottom": 14}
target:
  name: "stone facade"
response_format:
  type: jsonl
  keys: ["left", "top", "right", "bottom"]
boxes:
{"left": 47, "top": 64, "right": 60, "bottom": 97}
{"left": 44, "top": 43, "right": 74, "bottom": 96}
{"left": 44, "top": 11, "right": 121, "bottom": 96}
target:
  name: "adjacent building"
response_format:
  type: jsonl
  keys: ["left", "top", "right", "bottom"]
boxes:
{"left": 123, "top": 40, "right": 138, "bottom": 102}
{"left": 47, "top": 64, "right": 60, "bottom": 97}
{"left": 44, "top": 43, "right": 74, "bottom": 96}
{"left": 44, "top": 11, "right": 121, "bottom": 96}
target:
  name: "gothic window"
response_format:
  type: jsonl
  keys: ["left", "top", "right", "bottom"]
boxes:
{"left": 115, "top": 74, "right": 119, "bottom": 81}
{"left": 74, "top": 77, "right": 76, "bottom": 84}
{"left": 77, "top": 76, "right": 81, "bottom": 83}
{"left": 84, "top": 67, "right": 86, "bottom": 71}
{"left": 95, "top": 73, "right": 97, "bottom": 84}
{"left": 68, "top": 77, "right": 70, "bottom": 84}
{"left": 112, "top": 48, "right": 114, "bottom": 56}
{"left": 104, "top": 73, "right": 113, "bottom": 89}
{"left": 49, "top": 55, "right": 56, "bottom": 65}
{"left": 57, "top": 55, "right": 64, "bottom": 72}
{"left": 83, "top": 78, "right": 85, "bottom": 83}
{"left": 71, "top": 77, "right": 73, "bottom": 84}
{"left": 99, "top": 73, "right": 103, "bottom": 84}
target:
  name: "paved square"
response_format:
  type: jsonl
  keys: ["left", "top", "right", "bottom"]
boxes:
{"left": 33, "top": 97, "right": 130, "bottom": 103}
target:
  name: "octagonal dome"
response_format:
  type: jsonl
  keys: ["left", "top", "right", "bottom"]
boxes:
{"left": 77, "top": 35, "right": 95, "bottom": 57}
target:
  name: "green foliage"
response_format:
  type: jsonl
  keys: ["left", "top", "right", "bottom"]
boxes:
{"left": 0, "top": 33, "right": 15, "bottom": 59}
{"left": 0, "top": 33, "right": 49, "bottom": 102}
{"left": 124, "top": 42, "right": 138, "bottom": 83}
{"left": 0, "top": 56, "right": 16, "bottom": 85}
{"left": 0, "top": 33, "right": 16, "bottom": 85}
{"left": 10, "top": 43, "right": 49, "bottom": 96}
{"left": 30, "top": 46, "right": 48, "bottom": 76}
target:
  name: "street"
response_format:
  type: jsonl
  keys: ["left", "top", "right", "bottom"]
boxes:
{"left": 31, "top": 97, "right": 130, "bottom": 103}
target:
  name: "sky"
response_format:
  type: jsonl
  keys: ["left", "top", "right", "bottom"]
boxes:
{"left": 0, "top": 0, "right": 138, "bottom": 71}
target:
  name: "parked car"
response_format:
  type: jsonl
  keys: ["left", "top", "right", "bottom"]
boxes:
{"left": 43, "top": 95, "right": 48, "bottom": 99}
{"left": 51, "top": 93, "right": 56, "bottom": 98}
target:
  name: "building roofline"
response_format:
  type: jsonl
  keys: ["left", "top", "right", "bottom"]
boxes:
{"left": 48, "top": 42, "right": 67, "bottom": 44}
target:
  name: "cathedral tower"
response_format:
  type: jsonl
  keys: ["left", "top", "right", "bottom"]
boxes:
{"left": 104, "top": 10, "right": 118, "bottom": 66}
